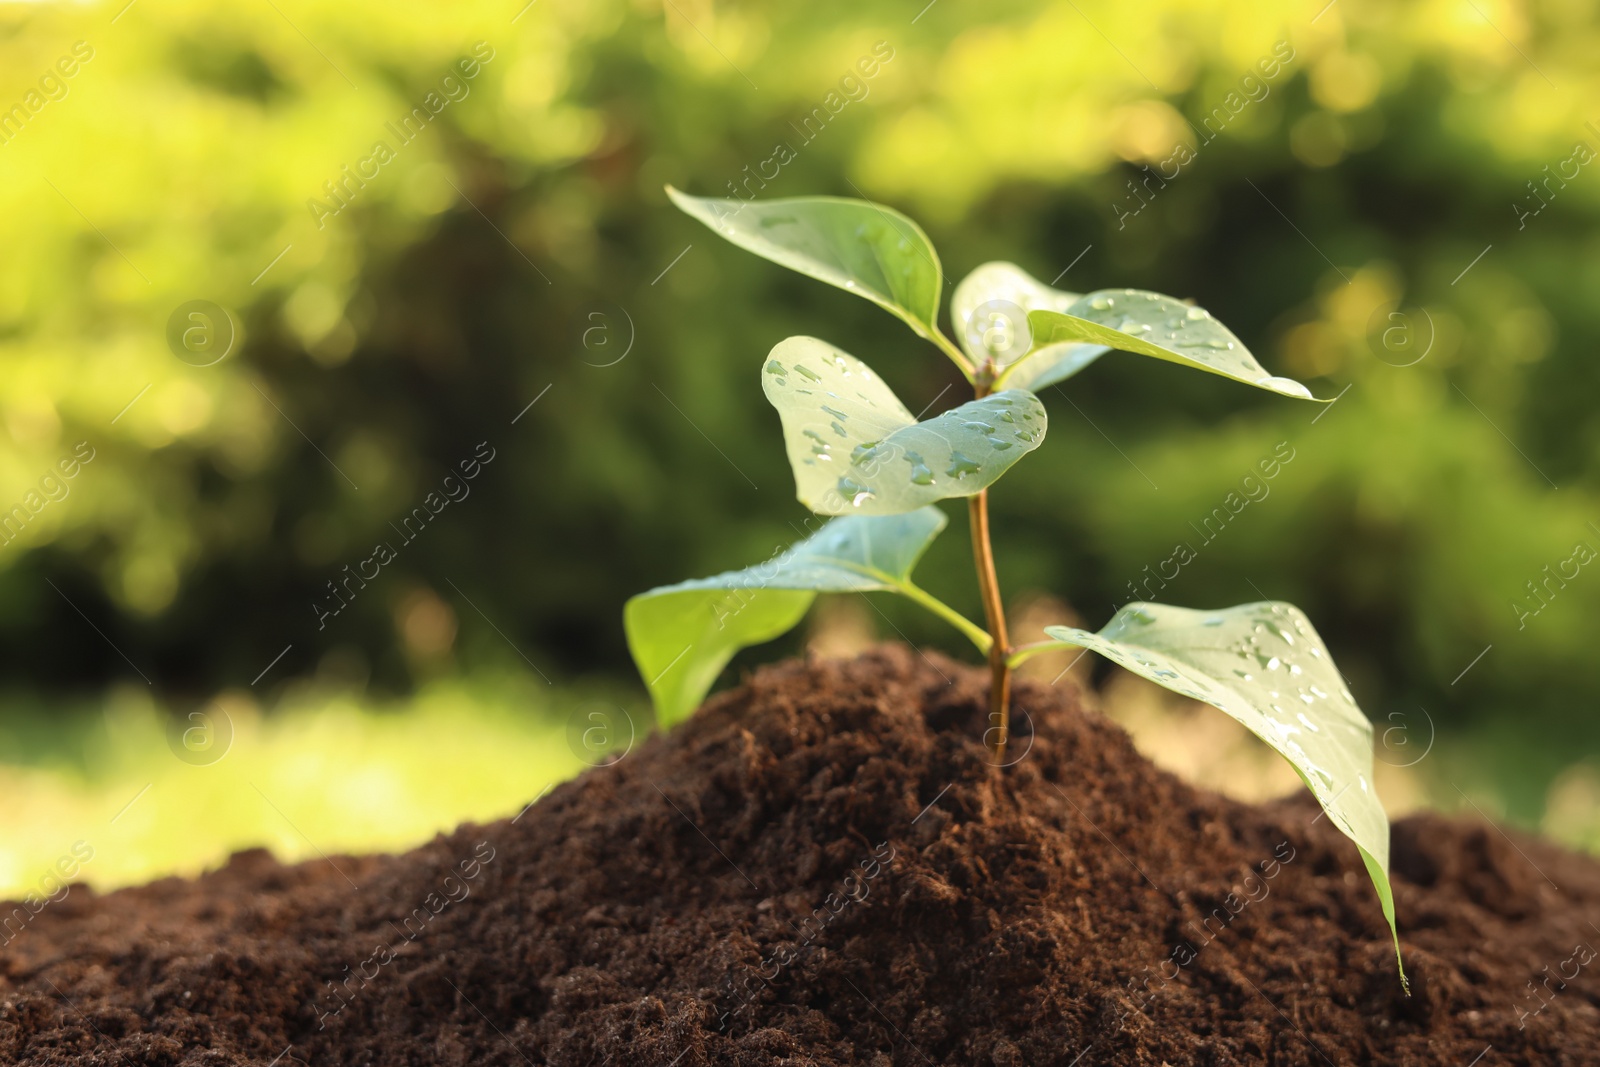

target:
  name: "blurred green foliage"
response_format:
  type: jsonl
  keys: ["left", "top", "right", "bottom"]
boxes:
{"left": 0, "top": 0, "right": 1597, "bottom": 853}
{"left": 0, "top": 671, "right": 591, "bottom": 897}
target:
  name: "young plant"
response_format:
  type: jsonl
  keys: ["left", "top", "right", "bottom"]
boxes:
{"left": 625, "top": 187, "right": 1405, "bottom": 981}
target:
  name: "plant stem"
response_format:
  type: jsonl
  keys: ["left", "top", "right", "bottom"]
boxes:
{"left": 936, "top": 338, "right": 1012, "bottom": 760}
{"left": 930, "top": 331, "right": 978, "bottom": 381}
{"left": 1005, "top": 639, "right": 1078, "bottom": 670}
{"left": 968, "top": 487, "right": 1011, "bottom": 761}
{"left": 966, "top": 364, "right": 1014, "bottom": 761}
{"left": 899, "top": 582, "right": 993, "bottom": 656}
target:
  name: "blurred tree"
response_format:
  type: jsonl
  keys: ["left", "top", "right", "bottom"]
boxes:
{"left": 0, "top": 0, "right": 1595, "bottom": 817}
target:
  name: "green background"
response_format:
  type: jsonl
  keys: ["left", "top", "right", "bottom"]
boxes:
{"left": 1, "top": 0, "right": 1597, "bottom": 894}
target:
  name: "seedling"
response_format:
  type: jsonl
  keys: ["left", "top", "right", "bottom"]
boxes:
{"left": 626, "top": 188, "right": 1404, "bottom": 981}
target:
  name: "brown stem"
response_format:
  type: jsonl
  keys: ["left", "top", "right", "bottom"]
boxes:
{"left": 968, "top": 487, "right": 1011, "bottom": 762}
{"left": 969, "top": 369, "right": 1012, "bottom": 761}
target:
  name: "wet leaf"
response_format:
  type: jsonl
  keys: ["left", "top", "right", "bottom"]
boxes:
{"left": 667, "top": 186, "right": 944, "bottom": 344}
{"left": 1025, "top": 289, "right": 1325, "bottom": 401}
{"left": 763, "top": 336, "right": 1045, "bottom": 516}
{"left": 625, "top": 508, "right": 952, "bottom": 726}
{"left": 953, "top": 261, "right": 1109, "bottom": 390}
{"left": 1038, "top": 600, "right": 1404, "bottom": 980}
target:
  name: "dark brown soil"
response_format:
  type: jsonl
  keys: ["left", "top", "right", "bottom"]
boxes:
{"left": 3, "top": 646, "right": 1599, "bottom": 1066}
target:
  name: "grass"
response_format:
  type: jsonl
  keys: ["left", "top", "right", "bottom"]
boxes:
{"left": 0, "top": 670, "right": 615, "bottom": 898}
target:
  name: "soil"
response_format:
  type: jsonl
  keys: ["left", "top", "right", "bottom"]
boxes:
{"left": 3, "top": 646, "right": 1599, "bottom": 1066}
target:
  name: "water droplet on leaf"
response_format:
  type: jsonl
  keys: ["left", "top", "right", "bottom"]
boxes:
{"left": 904, "top": 450, "right": 934, "bottom": 485}
{"left": 850, "top": 441, "right": 889, "bottom": 466}
{"left": 945, "top": 452, "right": 981, "bottom": 477}
{"left": 836, "top": 476, "right": 875, "bottom": 507}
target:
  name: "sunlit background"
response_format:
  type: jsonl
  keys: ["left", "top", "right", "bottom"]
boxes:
{"left": 1, "top": 0, "right": 1597, "bottom": 898}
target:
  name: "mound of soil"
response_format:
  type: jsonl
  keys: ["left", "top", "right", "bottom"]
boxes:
{"left": 3, "top": 647, "right": 1598, "bottom": 1066}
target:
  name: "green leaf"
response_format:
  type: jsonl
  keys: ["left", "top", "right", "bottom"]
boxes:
{"left": 953, "top": 261, "right": 1110, "bottom": 390}
{"left": 666, "top": 186, "right": 945, "bottom": 346}
{"left": 1025, "top": 289, "right": 1325, "bottom": 401}
{"left": 625, "top": 508, "right": 970, "bottom": 726}
{"left": 1035, "top": 601, "right": 1405, "bottom": 982}
{"left": 763, "top": 336, "right": 1046, "bottom": 516}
